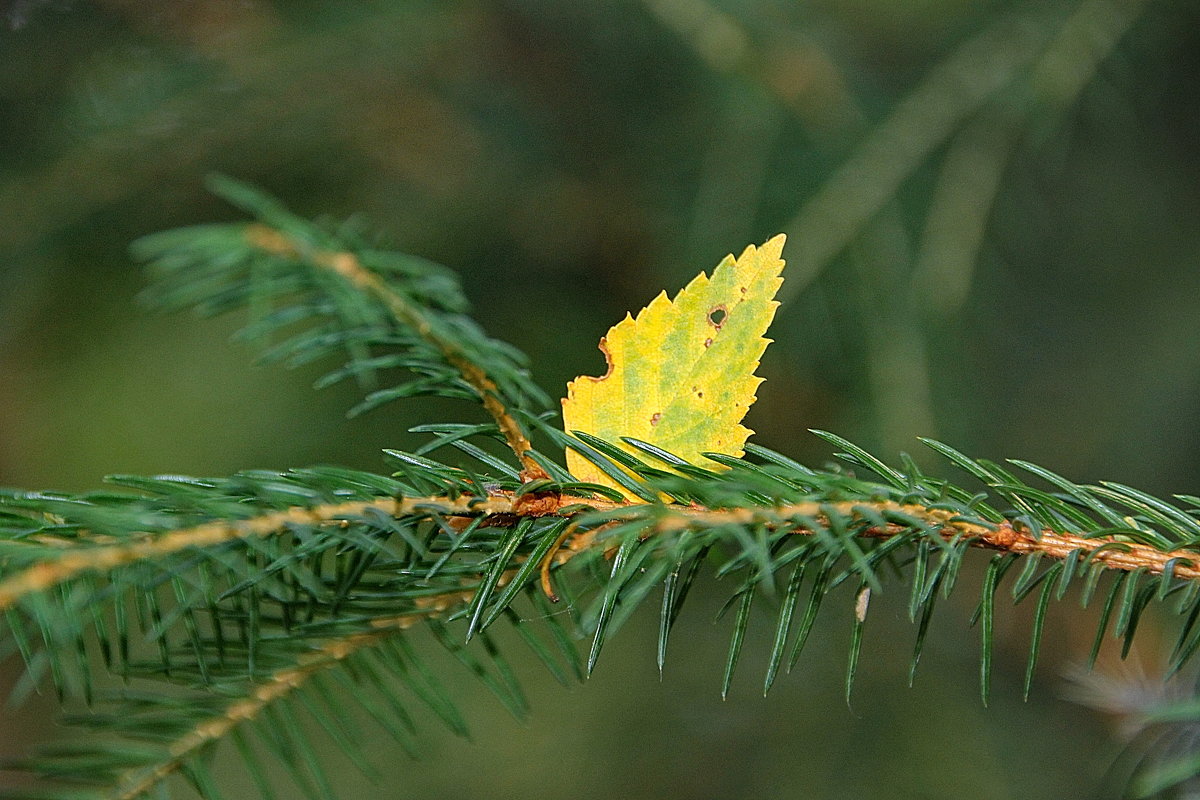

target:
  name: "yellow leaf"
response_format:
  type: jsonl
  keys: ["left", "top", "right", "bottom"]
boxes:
{"left": 562, "top": 234, "right": 786, "bottom": 493}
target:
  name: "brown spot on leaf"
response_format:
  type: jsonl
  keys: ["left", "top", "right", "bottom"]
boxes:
{"left": 704, "top": 337, "right": 713, "bottom": 348}
{"left": 650, "top": 412, "right": 661, "bottom": 426}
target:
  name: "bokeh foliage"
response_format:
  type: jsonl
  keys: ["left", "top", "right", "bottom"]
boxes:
{"left": 1, "top": 1, "right": 1199, "bottom": 798}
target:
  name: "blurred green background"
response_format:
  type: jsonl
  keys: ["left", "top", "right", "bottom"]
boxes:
{"left": 2, "top": 0, "right": 1199, "bottom": 797}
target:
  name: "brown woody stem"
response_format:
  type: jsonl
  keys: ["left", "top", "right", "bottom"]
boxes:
{"left": 244, "top": 224, "right": 549, "bottom": 481}
{"left": 5, "top": 494, "right": 1197, "bottom": 617}
{"left": 660, "top": 501, "right": 1200, "bottom": 580}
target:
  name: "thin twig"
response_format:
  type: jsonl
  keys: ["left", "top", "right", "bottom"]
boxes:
{"left": 244, "top": 223, "right": 549, "bottom": 481}
{"left": 109, "top": 614, "right": 421, "bottom": 800}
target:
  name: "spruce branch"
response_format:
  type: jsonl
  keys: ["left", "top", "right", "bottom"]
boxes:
{"left": 650, "top": 501, "right": 1200, "bottom": 581}
{"left": 241, "top": 223, "right": 548, "bottom": 481}
{"left": 107, "top": 622, "right": 413, "bottom": 800}
{"left": 3, "top": 486, "right": 1197, "bottom": 624}
{"left": 0, "top": 495, "right": 524, "bottom": 614}
{"left": 133, "top": 175, "right": 551, "bottom": 480}
{"left": 7, "top": 439, "right": 1196, "bottom": 614}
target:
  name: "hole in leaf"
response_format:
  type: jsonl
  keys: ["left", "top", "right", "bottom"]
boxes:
{"left": 707, "top": 305, "right": 728, "bottom": 328}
